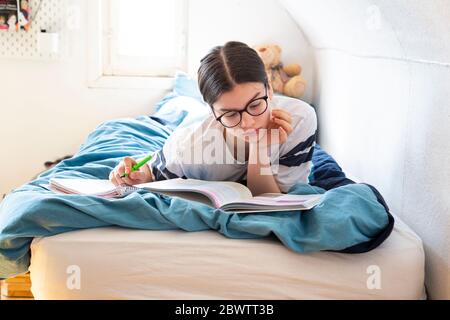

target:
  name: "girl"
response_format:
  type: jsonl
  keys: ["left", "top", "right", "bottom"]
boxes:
{"left": 110, "top": 41, "right": 317, "bottom": 196}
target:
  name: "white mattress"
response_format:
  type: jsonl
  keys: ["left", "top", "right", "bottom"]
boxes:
{"left": 29, "top": 213, "right": 426, "bottom": 299}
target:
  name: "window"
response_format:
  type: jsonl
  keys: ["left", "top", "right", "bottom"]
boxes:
{"left": 104, "top": 0, "right": 187, "bottom": 77}
{"left": 88, "top": 0, "right": 188, "bottom": 88}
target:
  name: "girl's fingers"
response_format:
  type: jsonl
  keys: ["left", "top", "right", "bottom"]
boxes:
{"left": 123, "top": 157, "right": 136, "bottom": 176}
{"left": 271, "top": 109, "right": 292, "bottom": 123}
{"left": 117, "top": 163, "right": 126, "bottom": 176}
{"left": 122, "top": 169, "right": 147, "bottom": 185}
{"left": 118, "top": 161, "right": 134, "bottom": 182}
{"left": 110, "top": 158, "right": 151, "bottom": 185}
{"left": 129, "top": 170, "right": 145, "bottom": 183}
{"left": 119, "top": 169, "right": 138, "bottom": 185}
{"left": 273, "top": 118, "right": 293, "bottom": 134}
{"left": 114, "top": 170, "right": 126, "bottom": 185}
{"left": 115, "top": 167, "right": 130, "bottom": 184}
{"left": 279, "top": 127, "right": 288, "bottom": 143}
{"left": 121, "top": 175, "right": 135, "bottom": 186}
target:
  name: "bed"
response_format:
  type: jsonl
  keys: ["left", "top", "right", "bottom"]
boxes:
{"left": 0, "top": 72, "right": 426, "bottom": 299}
{"left": 28, "top": 212, "right": 424, "bottom": 299}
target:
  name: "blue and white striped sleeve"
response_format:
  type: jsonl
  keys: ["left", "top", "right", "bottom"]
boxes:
{"left": 275, "top": 104, "right": 317, "bottom": 193}
{"left": 147, "top": 149, "right": 185, "bottom": 181}
{"left": 146, "top": 127, "right": 189, "bottom": 181}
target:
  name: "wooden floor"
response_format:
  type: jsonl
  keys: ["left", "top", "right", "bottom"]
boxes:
{"left": 0, "top": 273, "right": 34, "bottom": 300}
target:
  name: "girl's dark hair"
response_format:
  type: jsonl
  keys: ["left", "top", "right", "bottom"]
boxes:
{"left": 197, "top": 41, "right": 268, "bottom": 106}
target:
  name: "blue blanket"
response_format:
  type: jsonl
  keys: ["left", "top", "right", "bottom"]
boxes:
{"left": 0, "top": 108, "right": 394, "bottom": 279}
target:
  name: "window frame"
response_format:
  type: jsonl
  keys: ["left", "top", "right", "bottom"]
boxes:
{"left": 87, "top": 0, "right": 188, "bottom": 89}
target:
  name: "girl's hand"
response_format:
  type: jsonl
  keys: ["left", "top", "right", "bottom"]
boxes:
{"left": 257, "top": 108, "right": 293, "bottom": 147}
{"left": 109, "top": 156, "right": 154, "bottom": 186}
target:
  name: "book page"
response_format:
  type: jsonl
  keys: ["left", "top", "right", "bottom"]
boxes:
{"left": 222, "top": 193, "right": 323, "bottom": 210}
{"left": 136, "top": 178, "right": 253, "bottom": 208}
{"left": 150, "top": 191, "right": 214, "bottom": 207}
{"left": 257, "top": 193, "right": 322, "bottom": 204}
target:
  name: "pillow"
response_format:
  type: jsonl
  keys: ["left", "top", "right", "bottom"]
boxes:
{"left": 152, "top": 71, "right": 211, "bottom": 130}
{"left": 154, "top": 71, "right": 204, "bottom": 112}
{"left": 172, "top": 71, "right": 204, "bottom": 101}
{"left": 152, "top": 96, "right": 210, "bottom": 130}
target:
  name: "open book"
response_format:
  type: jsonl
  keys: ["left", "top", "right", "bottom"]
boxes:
{"left": 48, "top": 178, "right": 322, "bottom": 213}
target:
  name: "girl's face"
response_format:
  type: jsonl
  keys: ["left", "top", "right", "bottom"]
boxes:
{"left": 212, "top": 82, "right": 274, "bottom": 140}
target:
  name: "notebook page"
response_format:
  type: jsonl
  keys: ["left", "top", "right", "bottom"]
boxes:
{"left": 50, "top": 178, "right": 122, "bottom": 197}
{"left": 115, "top": 185, "right": 141, "bottom": 198}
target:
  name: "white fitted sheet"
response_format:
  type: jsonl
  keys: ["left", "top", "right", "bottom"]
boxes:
{"left": 29, "top": 213, "right": 426, "bottom": 299}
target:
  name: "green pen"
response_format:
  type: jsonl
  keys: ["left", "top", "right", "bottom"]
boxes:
{"left": 120, "top": 154, "right": 153, "bottom": 178}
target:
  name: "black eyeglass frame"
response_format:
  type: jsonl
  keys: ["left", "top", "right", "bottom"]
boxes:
{"left": 212, "top": 85, "right": 269, "bottom": 128}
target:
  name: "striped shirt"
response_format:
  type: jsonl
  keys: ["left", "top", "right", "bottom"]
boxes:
{"left": 148, "top": 95, "right": 317, "bottom": 193}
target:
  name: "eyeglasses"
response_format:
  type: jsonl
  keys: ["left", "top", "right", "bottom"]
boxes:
{"left": 212, "top": 86, "right": 269, "bottom": 128}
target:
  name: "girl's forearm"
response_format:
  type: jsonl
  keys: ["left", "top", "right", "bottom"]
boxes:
{"left": 246, "top": 143, "right": 281, "bottom": 196}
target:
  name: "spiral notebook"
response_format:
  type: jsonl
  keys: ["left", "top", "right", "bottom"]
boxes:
{"left": 47, "top": 178, "right": 322, "bottom": 213}
{"left": 47, "top": 178, "right": 140, "bottom": 199}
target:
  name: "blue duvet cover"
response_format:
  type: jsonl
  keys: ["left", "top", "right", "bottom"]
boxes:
{"left": 0, "top": 103, "right": 394, "bottom": 279}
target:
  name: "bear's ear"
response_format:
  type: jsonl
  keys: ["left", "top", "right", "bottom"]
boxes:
{"left": 253, "top": 44, "right": 265, "bottom": 51}
{"left": 273, "top": 45, "right": 282, "bottom": 54}
{"left": 254, "top": 45, "right": 270, "bottom": 57}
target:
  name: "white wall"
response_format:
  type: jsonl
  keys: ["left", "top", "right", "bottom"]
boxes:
{"left": 186, "top": 0, "right": 315, "bottom": 99}
{"left": 0, "top": 0, "right": 311, "bottom": 197}
{"left": 281, "top": 0, "right": 450, "bottom": 299}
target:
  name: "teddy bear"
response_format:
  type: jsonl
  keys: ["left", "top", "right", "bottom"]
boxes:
{"left": 253, "top": 44, "right": 306, "bottom": 98}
